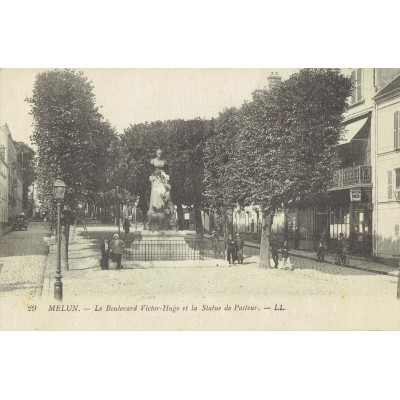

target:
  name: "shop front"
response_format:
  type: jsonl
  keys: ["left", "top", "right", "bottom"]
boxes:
{"left": 327, "top": 187, "right": 372, "bottom": 255}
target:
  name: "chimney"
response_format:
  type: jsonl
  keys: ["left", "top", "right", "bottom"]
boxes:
{"left": 267, "top": 71, "right": 282, "bottom": 89}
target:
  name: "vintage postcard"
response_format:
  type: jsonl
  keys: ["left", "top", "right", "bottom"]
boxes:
{"left": 1, "top": 68, "right": 400, "bottom": 330}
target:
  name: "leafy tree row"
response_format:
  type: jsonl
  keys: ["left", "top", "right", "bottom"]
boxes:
{"left": 204, "top": 69, "right": 352, "bottom": 267}
{"left": 27, "top": 69, "right": 118, "bottom": 268}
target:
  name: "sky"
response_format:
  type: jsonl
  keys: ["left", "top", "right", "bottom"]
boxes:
{"left": 0, "top": 68, "right": 297, "bottom": 146}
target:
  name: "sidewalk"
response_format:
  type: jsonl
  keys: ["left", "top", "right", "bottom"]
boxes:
{"left": 41, "top": 224, "right": 229, "bottom": 298}
{"left": 243, "top": 241, "right": 400, "bottom": 277}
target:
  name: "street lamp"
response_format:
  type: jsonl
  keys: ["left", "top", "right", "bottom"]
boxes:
{"left": 53, "top": 178, "right": 67, "bottom": 301}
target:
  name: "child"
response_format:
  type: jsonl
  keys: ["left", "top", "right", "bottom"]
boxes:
{"left": 282, "top": 240, "right": 293, "bottom": 270}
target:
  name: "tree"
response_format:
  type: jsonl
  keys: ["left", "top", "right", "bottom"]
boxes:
{"left": 168, "top": 119, "right": 212, "bottom": 234}
{"left": 204, "top": 69, "right": 352, "bottom": 267}
{"left": 204, "top": 108, "right": 243, "bottom": 235}
{"left": 14, "top": 141, "right": 35, "bottom": 211}
{"left": 27, "top": 69, "right": 116, "bottom": 269}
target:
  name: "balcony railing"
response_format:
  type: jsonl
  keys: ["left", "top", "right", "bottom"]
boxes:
{"left": 331, "top": 165, "right": 372, "bottom": 188}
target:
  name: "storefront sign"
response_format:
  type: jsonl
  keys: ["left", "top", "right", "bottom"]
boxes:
{"left": 350, "top": 188, "right": 362, "bottom": 202}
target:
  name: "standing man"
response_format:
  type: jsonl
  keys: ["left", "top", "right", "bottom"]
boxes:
{"left": 226, "top": 233, "right": 237, "bottom": 265}
{"left": 317, "top": 228, "right": 328, "bottom": 262}
{"left": 123, "top": 217, "right": 131, "bottom": 238}
{"left": 235, "top": 233, "right": 245, "bottom": 264}
{"left": 110, "top": 233, "right": 125, "bottom": 269}
{"left": 211, "top": 231, "right": 220, "bottom": 257}
{"left": 337, "top": 233, "right": 348, "bottom": 264}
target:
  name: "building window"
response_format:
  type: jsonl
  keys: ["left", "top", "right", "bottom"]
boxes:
{"left": 350, "top": 68, "right": 363, "bottom": 105}
{"left": 330, "top": 209, "right": 350, "bottom": 239}
{"left": 395, "top": 224, "right": 400, "bottom": 237}
{"left": 396, "top": 168, "right": 400, "bottom": 190}
{"left": 388, "top": 171, "right": 393, "bottom": 200}
{"left": 394, "top": 111, "right": 400, "bottom": 149}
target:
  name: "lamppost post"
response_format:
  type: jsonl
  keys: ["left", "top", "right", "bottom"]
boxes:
{"left": 53, "top": 178, "right": 67, "bottom": 301}
{"left": 55, "top": 199, "right": 62, "bottom": 300}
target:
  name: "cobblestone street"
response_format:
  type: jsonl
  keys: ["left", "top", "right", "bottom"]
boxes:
{"left": 0, "top": 222, "right": 50, "bottom": 298}
{"left": 1, "top": 222, "right": 398, "bottom": 301}
{"left": 40, "top": 225, "right": 398, "bottom": 300}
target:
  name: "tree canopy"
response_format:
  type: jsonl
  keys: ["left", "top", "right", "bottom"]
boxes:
{"left": 27, "top": 69, "right": 117, "bottom": 215}
{"left": 204, "top": 68, "right": 352, "bottom": 266}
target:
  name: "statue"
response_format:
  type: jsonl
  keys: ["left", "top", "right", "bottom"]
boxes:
{"left": 147, "top": 149, "right": 176, "bottom": 231}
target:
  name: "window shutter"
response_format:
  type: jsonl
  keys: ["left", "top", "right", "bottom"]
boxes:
{"left": 395, "top": 111, "right": 399, "bottom": 149}
{"left": 396, "top": 169, "right": 400, "bottom": 190}
{"left": 356, "top": 69, "right": 363, "bottom": 101}
{"left": 350, "top": 70, "right": 356, "bottom": 104}
{"left": 388, "top": 171, "right": 393, "bottom": 199}
{"left": 398, "top": 110, "right": 400, "bottom": 149}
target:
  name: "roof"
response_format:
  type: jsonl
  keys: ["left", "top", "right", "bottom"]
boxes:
{"left": 375, "top": 74, "right": 400, "bottom": 101}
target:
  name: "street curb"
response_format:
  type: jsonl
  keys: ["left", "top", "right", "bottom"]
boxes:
{"left": 1, "top": 225, "right": 13, "bottom": 236}
{"left": 244, "top": 243, "right": 398, "bottom": 277}
{"left": 41, "top": 237, "right": 56, "bottom": 299}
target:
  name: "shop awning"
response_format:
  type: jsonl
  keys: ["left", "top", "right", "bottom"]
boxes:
{"left": 339, "top": 117, "right": 369, "bottom": 145}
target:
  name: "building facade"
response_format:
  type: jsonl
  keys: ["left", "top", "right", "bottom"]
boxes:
{"left": 0, "top": 124, "right": 24, "bottom": 222}
{"left": 0, "top": 145, "right": 8, "bottom": 225}
{"left": 225, "top": 69, "right": 400, "bottom": 258}
{"left": 373, "top": 75, "right": 400, "bottom": 263}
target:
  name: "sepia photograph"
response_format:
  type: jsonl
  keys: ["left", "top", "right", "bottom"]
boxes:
{"left": 1, "top": 67, "right": 400, "bottom": 330}
{"left": 4, "top": 2, "right": 400, "bottom": 400}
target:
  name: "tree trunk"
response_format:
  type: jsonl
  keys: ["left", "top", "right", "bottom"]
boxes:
{"left": 259, "top": 211, "right": 274, "bottom": 268}
{"left": 116, "top": 200, "right": 121, "bottom": 235}
{"left": 194, "top": 204, "right": 204, "bottom": 236}
{"left": 222, "top": 207, "right": 229, "bottom": 238}
{"left": 176, "top": 202, "right": 184, "bottom": 230}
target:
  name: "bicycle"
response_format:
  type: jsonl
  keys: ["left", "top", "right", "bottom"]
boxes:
{"left": 332, "top": 246, "right": 350, "bottom": 266}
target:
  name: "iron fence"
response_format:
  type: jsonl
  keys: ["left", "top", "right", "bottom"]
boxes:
{"left": 122, "top": 238, "right": 226, "bottom": 261}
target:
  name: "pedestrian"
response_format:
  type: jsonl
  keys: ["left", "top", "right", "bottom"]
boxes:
{"left": 316, "top": 228, "right": 328, "bottom": 262}
{"left": 235, "top": 233, "right": 244, "bottom": 264}
{"left": 82, "top": 218, "right": 88, "bottom": 238}
{"left": 123, "top": 218, "right": 131, "bottom": 238}
{"left": 211, "top": 231, "right": 220, "bottom": 257}
{"left": 100, "top": 239, "right": 110, "bottom": 270}
{"left": 226, "top": 233, "right": 237, "bottom": 265}
{"left": 270, "top": 238, "right": 279, "bottom": 268}
{"left": 336, "top": 232, "right": 348, "bottom": 264}
{"left": 294, "top": 226, "right": 300, "bottom": 249}
{"left": 110, "top": 233, "right": 125, "bottom": 269}
{"left": 281, "top": 240, "right": 293, "bottom": 270}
